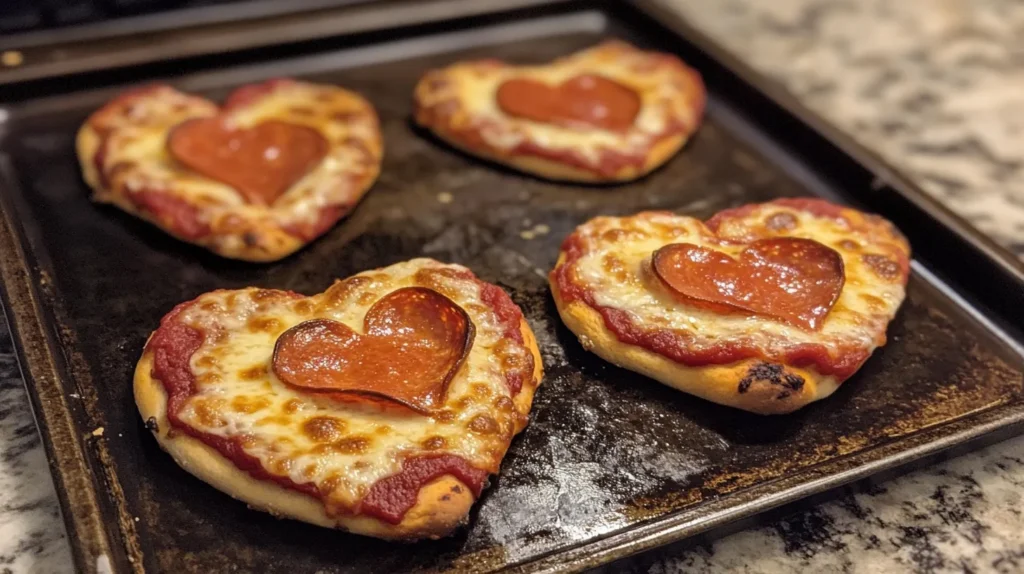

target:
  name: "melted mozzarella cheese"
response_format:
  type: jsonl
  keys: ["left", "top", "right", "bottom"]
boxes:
{"left": 173, "top": 259, "right": 526, "bottom": 511}
{"left": 97, "top": 81, "right": 379, "bottom": 232}
{"left": 419, "top": 42, "right": 702, "bottom": 165}
{"left": 567, "top": 208, "right": 908, "bottom": 364}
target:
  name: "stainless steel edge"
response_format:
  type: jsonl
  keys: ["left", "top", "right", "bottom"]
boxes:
{"left": 0, "top": 0, "right": 572, "bottom": 87}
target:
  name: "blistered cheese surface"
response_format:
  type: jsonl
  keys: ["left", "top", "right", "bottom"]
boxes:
{"left": 166, "top": 259, "right": 530, "bottom": 511}
{"left": 90, "top": 81, "right": 380, "bottom": 232}
{"left": 560, "top": 204, "right": 911, "bottom": 370}
{"left": 414, "top": 41, "right": 704, "bottom": 166}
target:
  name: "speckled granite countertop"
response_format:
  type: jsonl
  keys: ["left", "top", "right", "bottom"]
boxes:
{"left": 2, "top": 0, "right": 1023, "bottom": 572}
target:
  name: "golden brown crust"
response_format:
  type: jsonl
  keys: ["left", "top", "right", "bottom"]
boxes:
{"left": 512, "top": 318, "right": 545, "bottom": 431}
{"left": 550, "top": 274, "right": 838, "bottom": 415}
{"left": 77, "top": 80, "right": 382, "bottom": 262}
{"left": 134, "top": 315, "right": 543, "bottom": 539}
{"left": 548, "top": 200, "right": 910, "bottom": 414}
{"left": 414, "top": 40, "right": 704, "bottom": 183}
{"left": 427, "top": 129, "right": 688, "bottom": 184}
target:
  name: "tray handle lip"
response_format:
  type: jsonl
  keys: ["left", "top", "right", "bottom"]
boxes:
{"left": 628, "top": 0, "right": 1023, "bottom": 281}
{"left": 0, "top": 155, "right": 132, "bottom": 574}
{"left": 0, "top": 0, "right": 583, "bottom": 89}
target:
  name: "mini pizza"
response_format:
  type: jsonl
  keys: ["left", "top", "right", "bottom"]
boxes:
{"left": 134, "top": 259, "right": 543, "bottom": 539}
{"left": 77, "top": 78, "right": 382, "bottom": 262}
{"left": 414, "top": 40, "right": 705, "bottom": 183}
{"left": 550, "top": 198, "right": 910, "bottom": 414}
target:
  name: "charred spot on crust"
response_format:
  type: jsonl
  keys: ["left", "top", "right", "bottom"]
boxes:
{"left": 737, "top": 363, "right": 781, "bottom": 393}
{"left": 737, "top": 362, "right": 805, "bottom": 399}
{"left": 450, "top": 485, "right": 463, "bottom": 494}
{"left": 145, "top": 417, "right": 159, "bottom": 432}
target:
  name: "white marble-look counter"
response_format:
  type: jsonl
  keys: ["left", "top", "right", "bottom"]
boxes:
{"left": 1, "top": 0, "right": 1023, "bottom": 572}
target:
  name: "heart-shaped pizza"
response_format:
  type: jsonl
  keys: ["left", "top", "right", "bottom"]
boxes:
{"left": 77, "top": 79, "right": 382, "bottom": 262}
{"left": 414, "top": 40, "right": 705, "bottom": 183}
{"left": 550, "top": 198, "right": 910, "bottom": 414}
{"left": 134, "top": 259, "right": 543, "bottom": 539}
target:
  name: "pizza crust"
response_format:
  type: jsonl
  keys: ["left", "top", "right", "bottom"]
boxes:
{"left": 550, "top": 276, "right": 840, "bottom": 415}
{"left": 77, "top": 80, "right": 382, "bottom": 262}
{"left": 76, "top": 125, "right": 103, "bottom": 192}
{"left": 428, "top": 129, "right": 688, "bottom": 184}
{"left": 134, "top": 317, "right": 543, "bottom": 540}
{"left": 414, "top": 41, "right": 704, "bottom": 183}
{"left": 548, "top": 201, "right": 909, "bottom": 415}
{"left": 77, "top": 120, "right": 309, "bottom": 262}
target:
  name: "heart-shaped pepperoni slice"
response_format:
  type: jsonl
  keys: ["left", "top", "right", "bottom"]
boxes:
{"left": 496, "top": 74, "right": 641, "bottom": 131}
{"left": 168, "top": 118, "right": 328, "bottom": 206}
{"left": 652, "top": 238, "right": 845, "bottom": 331}
{"left": 272, "top": 287, "right": 474, "bottom": 413}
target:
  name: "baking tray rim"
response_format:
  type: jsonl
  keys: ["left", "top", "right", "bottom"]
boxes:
{"left": 0, "top": 1, "right": 1022, "bottom": 572}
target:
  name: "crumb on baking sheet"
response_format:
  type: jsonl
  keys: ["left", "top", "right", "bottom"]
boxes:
{"left": 437, "top": 192, "right": 453, "bottom": 204}
{"left": 92, "top": 427, "right": 104, "bottom": 437}
{"left": 1, "top": 51, "right": 24, "bottom": 67}
{"left": 519, "top": 223, "right": 551, "bottom": 240}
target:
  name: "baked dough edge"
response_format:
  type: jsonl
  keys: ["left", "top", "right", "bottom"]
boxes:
{"left": 134, "top": 317, "right": 544, "bottom": 540}
{"left": 75, "top": 109, "right": 380, "bottom": 263}
{"left": 549, "top": 261, "right": 840, "bottom": 415}
{"left": 419, "top": 117, "right": 688, "bottom": 184}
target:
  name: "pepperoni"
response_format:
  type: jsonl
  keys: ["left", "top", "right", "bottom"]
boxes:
{"left": 129, "top": 190, "right": 211, "bottom": 239}
{"left": 413, "top": 266, "right": 533, "bottom": 396}
{"left": 147, "top": 301, "right": 320, "bottom": 499}
{"left": 551, "top": 221, "right": 866, "bottom": 380}
{"left": 652, "top": 238, "right": 846, "bottom": 331}
{"left": 272, "top": 288, "right": 474, "bottom": 413}
{"left": 148, "top": 290, "right": 492, "bottom": 524}
{"left": 168, "top": 118, "right": 327, "bottom": 206}
{"left": 360, "top": 455, "right": 488, "bottom": 524}
{"left": 496, "top": 74, "right": 641, "bottom": 131}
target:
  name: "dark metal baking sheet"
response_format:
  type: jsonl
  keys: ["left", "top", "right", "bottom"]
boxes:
{"left": 1, "top": 2, "right": 1022, "bottom": 573}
